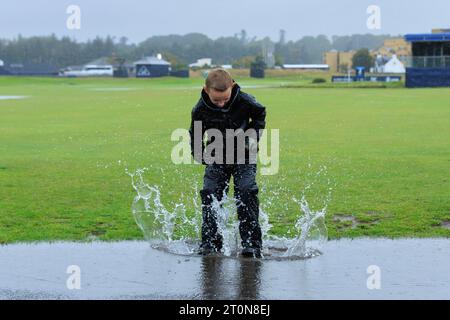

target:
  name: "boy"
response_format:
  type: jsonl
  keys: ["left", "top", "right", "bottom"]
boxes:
{"left": 189, "top": 69, "right": 266, "bottom": 258}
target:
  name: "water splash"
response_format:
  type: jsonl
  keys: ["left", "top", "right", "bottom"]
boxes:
{"left": 127, "top": 167, "right": 330, "bottom": 260}
{"left": 205, "top": 191, "right": 274, "bottom": 257}
{"left": 211, "top": 193, "right": 239, "bottom": 256}
{"left": 284, "top": 196, "right": 327, "bottom": 258}
{"left": 127, "top": 168, "right": 200, "bottom": 255}
{"left": 129, "top": 168, "right": 174, "bottom": 239}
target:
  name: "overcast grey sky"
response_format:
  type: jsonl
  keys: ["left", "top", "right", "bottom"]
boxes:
{"left": 0, "top": 0, "right": 448, "bottom": 43}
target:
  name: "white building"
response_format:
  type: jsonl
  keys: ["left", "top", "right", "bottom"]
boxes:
{"left": 189, "top": 58, "right": 212, "bottom": 68}
{"left": 62, "top": 65, "right": 114, "bottom": 77}
{"left": 383, "top": 55, "right": 406, "bottom": 73}
{"left": 60, "top": 57, "right": 114, "bottom": 77}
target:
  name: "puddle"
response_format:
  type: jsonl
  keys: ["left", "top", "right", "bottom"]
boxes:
{"left": 441, "top": 221, "right": 450, "bottom": 229}
{"left": 0, "top": 96, "right": 28, "bottom": 100}
{"left": 333, "top": 213, "right": 380, "bottom": 230}
{"left": 333, "top": 214, "right": 359, "bottom": 229}
{"left": 149, "top": 238, "right": 322, "bottom": 261}
{"left": 0, "top": 238, "right": 449, "bottom": 300}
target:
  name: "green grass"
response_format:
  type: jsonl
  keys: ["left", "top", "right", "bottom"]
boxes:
{"left": 0, "top": 76, "right": 449, "bottom": 243}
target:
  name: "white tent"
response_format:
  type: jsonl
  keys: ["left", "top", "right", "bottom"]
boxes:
{"left": 383, "top": 54, "right": 405, "bottom": 73}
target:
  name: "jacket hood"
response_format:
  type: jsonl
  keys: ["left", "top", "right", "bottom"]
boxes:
{"left": 201, "top": 83, "right": 240, "bottom": 113}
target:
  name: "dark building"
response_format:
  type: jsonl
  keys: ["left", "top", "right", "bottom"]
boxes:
{"left": 0, "top": 63, "right": 10, "bottom": 75}
{"left": 170, "top": 69, "right": 189, "bottom": 78}
{"left": 404, "top": 32, "right": 450, "bottom": 87}
{"left": 0, "top": 62, "right": 59, "bottom": 76}
{"left": 134, "top": 57, "right": 171, "bottom": 78}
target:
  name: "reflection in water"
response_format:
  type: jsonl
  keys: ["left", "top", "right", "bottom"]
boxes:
{"left": 237, "top": 259, "right": 262, "bottom": 300}
{"left": 200, "top": 257, "right": 262, "bottom": 300}
{"left": 200, "top": 257, "right": 226, "bottom": 300}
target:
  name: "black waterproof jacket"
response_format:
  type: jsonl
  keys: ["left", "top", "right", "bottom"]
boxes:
{"left": 189, "top": 84, "right": 266, "bottom": 164}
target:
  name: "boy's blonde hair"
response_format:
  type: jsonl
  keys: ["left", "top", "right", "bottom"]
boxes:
{"left": 205, "top": 68, "right": 234, "bottom": 91}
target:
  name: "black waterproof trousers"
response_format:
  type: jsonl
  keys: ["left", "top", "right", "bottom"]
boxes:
{"left": 200, "top": 164, "right": 262, "bottom": 251}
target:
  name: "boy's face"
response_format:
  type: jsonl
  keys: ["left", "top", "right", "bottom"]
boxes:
{"left": 204, "top": 85, "right": 233, "bottom": 108}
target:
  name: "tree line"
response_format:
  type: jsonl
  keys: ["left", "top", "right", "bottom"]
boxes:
{"left": 0, "top": 32, "right": 396, "bottom": 69}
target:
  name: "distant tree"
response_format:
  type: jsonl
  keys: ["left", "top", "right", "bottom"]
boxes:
{"left": 339, "top": 63, "right": 350, "bottom": 73}
{"left": 332, "top": 34, "right": 391, "bottom": 51}
{"left": 274, "top": 54, "right": 284, "bottom": 67}
{"left": 240, "top": 30, "right": 248, "bottom": 44}
{"left": 279, "top": 29, "right": 286, "bottom": 45}
{"left": 297, "top": 35, "right": 331, "bottom": 64}
{"left": 162, "top": 52, "right": 187, "bottom": 71}
{"left": 213, "top": 36, "right": 248, "bottom": 64}
{"left": 0, "top": 33, "right": 396, "bottom": 71}
{"left": 352, "top": 48, "right": 374, "bottom": 70}
{"left": 119, "top": 36, "right": 128, "bottom": 46}
{"left": 232, "top": 55, "right": 255, "bottom": 69}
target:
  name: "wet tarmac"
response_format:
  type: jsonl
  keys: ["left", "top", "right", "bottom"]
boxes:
{"left": 0, "top": 238, "right": 449, "bottom": 300}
